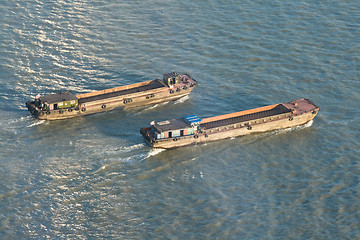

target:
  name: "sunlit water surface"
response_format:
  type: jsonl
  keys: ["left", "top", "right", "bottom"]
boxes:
{"left": 0, "top": 0, "right": 359, "bottom": 239}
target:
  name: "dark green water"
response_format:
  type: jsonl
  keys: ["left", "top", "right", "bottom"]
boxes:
{"left": 1, "top": 0, "right": 359, "bottom": 239}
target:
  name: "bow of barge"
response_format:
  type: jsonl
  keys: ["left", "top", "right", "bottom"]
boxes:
{"left": 26, "top": 72, "right": 197, "bottom": 120}
{"left": 140, "top": 98, "right": 319, "bottom": 149}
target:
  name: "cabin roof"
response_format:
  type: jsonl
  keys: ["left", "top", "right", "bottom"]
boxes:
{"left": 40, "top": 91, "right": 78, "bottom": 104}
{"left": 154, "top": 118, "right": 191, "bottom": 132}
{"left": 184, "top": 115, "right": 201, "bottom": 125}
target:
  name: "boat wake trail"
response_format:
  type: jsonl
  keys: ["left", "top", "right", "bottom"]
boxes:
{"left": 27, "top": 120, "right": 46, "bottom": 128}
{"left": 131, "top": 95, "right": 190, "bottom": 116}
{"left": 146, "top": 148, "right": 166, "bottom": 159}
{"left": 131, "top": 102, "right": 169, "bottom": 116}
{"left": 303, "top": 119, "right": 313, "bottom": 128}
{"left": 174, "top": 95, "right": 189, "bottom": 104}
{"left": 119, "top": 143, "right": 145, "bottom": 153}
{"left": 289, "top": 119, "right": 313, "bottom": 131}
{"left": 276, "top": 120, "right": 314, "bottom": 135}
{"left": 132, "top": 104, "right": 161, "bottom": 115}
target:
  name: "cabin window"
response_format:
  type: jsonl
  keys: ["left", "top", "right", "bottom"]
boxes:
{"left": 168, "top": 78, "right": 176, "bottom": 85}
{"left": 54, "top": 104, "right": 58, "bottom": 110}
{"left": 180, "top": 130, "right": 184, "bottom": 136}
{"left": 168, "top": 131, "right": 172, "bottom": 138}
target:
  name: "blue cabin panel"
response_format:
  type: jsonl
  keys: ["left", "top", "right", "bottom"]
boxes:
{"left": 184, "top": 115, "right": 201, "bottom": 126}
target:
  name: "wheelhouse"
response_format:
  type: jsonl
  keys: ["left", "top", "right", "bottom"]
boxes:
{"left": 38, "top": 91, "right": 78, "bottom": 111}
{"left": 151, "top": 115, "right": 201, "bottom": 140}
{"left": 163, "top": 72, "right": 180, "bottom": 86}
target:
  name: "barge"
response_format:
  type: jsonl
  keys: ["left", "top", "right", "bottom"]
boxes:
{"left": 140, "top": 98, "right": 319, "bottom": 149}
{"left": 26, "top": 72, "right": 197, "bottom": 120}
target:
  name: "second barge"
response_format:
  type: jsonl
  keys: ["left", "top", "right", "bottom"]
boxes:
{"left": 140, "top": 98, "right": 319, "bottom": 149}
{"left": 26, "top": 72, "right": 197, "bottom": 120}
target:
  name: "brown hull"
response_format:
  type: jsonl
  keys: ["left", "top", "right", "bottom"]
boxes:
{"left": 141, "top": 99, "right": 319, "bottom": 149}
{"left": 26, "top": 73, "right": 197, "bottom": 120}
{"left": 149, "top": 111, "right": 317, "bottom": 149}
{"left": 36, "top": 87, "right": 194, "bottom": 120}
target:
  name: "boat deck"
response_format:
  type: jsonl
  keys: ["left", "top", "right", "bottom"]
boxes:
{"left": 200, "top": 104, "right": 291, "bottom": 129}
{"left": 78, "top": 80, "right": 166, "bottom": 104}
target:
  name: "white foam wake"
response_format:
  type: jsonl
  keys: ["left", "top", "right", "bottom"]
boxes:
{"left": 290, "top": 119, "right": 313, "bottom": 131}
{"left": 275, "top": 120, "right": 314, "bottom": 134}
{"left": 3, "top": 116, "right": 31, "bottom": 126}
{"left": 27, "top": 120, "right": 46, "bottom": 127}
{"left": 146, "top": 148, "right": 166, "bottom": 158}
{"left": 120, "top": 143, "right": 145, "bottom": 152}
{"left": 132, "top": 102, "right": 168, "bottom": 115}
{"left": 303, "top": 119, "right": 314, "bottom": 128}
{"left": 174, "top": 95, "right": 189, "bottom": 104}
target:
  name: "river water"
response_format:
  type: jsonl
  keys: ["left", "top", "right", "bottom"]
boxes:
{"left": 0, "top": 0, "right": 359, "bottom": 239}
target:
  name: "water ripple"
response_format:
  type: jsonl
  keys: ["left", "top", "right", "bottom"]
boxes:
{"left": 1, "top": 0, "right": 359, "bottom": 239}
